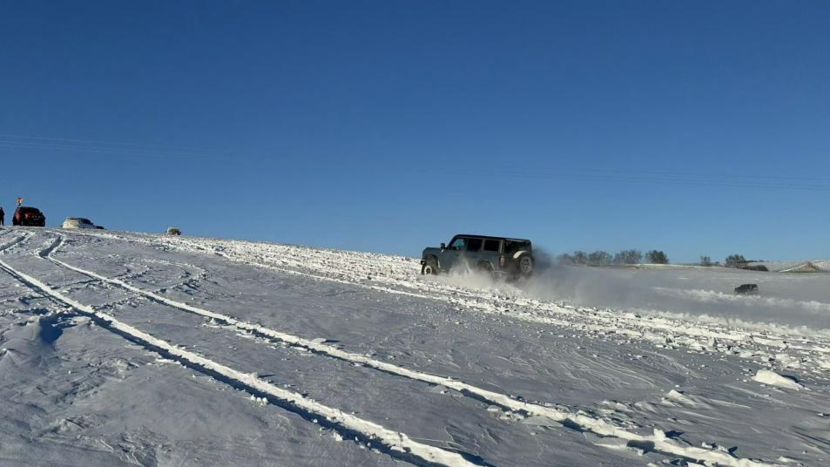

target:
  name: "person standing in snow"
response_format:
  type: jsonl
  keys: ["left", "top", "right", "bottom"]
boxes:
{"left": 0, "top": 206, "right": 4, "bottom": 226}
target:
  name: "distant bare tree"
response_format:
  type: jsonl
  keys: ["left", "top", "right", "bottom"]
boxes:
{"left": 700, "top": 255, "right": 713, "bottom": 267}
{"left": 613, "top": 249, "right": 643, "bottom": 265}
{"left": 556, "top": 253, "right": 574, "bottom": 265}
{"left": 645, "top": 250, "right": 669, "bottom": 264}
{"left": 573, "top": 251, "right": 588, "bottom": 265}
{"left": 725, "top": 254, "right": 748, "bottom": 268}
{"left": 588, "top": 251, "right": 613, "bottom": 266}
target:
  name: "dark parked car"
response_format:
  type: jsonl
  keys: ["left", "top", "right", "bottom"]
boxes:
{"left": 13, "top": 206, "right": 46, "bottom": 227}
{"left": 421, "top": 234, "right": 535, "bottom": 279}
{"left": 735, "top": 284, "right": 759, "bottom": 295}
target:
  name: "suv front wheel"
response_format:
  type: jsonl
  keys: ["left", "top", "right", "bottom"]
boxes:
{"left": 422, "top": 258, "right": 439, "bottom": 275}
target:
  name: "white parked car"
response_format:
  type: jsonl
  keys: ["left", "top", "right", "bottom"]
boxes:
{"left": 62, "top": 217, "right": 99, "bottom": 229}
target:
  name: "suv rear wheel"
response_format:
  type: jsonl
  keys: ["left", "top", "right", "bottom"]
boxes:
{"left": 518, "top": 254, "right": 534, "bottom": 276}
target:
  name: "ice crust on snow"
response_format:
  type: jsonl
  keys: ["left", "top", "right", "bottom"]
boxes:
{"left": 752, "top": 369, "right": 804, "bottom": 390}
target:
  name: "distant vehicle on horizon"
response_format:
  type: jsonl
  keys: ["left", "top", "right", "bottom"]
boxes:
{"left": 62, "top": 217, "right": 101, "bottom": 229}
{"left": 167, "top": 226, "right": 182, "bottom": 236}
{"left": 735, "top": 284, "right": 759, "bottom": 295}
{"left": 13, "top": 206, "right": 46, "bottom": 227}
{"left": 421, "top": 234, "right": 535, "bottom": 279}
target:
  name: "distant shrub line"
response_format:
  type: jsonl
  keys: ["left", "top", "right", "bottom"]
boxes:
{"left": 555, "top": 249, "right": 668, "bottom": 266}
{"left": 554, "top": 251, "right": 764, "bottom": 268}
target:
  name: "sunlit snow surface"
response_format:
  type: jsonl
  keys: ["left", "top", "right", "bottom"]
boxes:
{"left": 1, "top": 227, "right": 829, "bottom": 466}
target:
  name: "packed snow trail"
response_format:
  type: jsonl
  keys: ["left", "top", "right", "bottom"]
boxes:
{"left": 0, "top": 254, "right": 481, "bottom": 467}
{"left": 36, "top": 232, "right": 773, "bottom": 467}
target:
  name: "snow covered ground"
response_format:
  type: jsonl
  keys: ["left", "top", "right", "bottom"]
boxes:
{"left": 2, "top": 228, "right": 830, "bottom": 466}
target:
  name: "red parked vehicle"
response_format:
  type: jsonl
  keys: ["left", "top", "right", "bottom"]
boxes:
{"left": 13, "top": 206, "right": 46, "bottom": 227}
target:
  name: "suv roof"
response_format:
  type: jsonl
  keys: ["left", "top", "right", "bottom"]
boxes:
{"left": 16, "top": 206, "right": 42, "bottom": 213}
{"left": 454, "top": 234, "right": 531, "bottom": 243}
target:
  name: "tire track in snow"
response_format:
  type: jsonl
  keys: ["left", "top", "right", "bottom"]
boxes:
{"left": 0, "top": 231, "right": 29, "bottom": 254}
{"left": 0, "top": 250, "right": 483, "bottom": 467}
{"left": 43, "top": 233, "right": 772, "bottom": 467}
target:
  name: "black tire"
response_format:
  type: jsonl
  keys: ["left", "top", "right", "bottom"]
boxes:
{"left": 422, "top": 258, "right": 439, "bottom": 275}
{"left": 517, "top": 254, "right": 535, "bottom": 276}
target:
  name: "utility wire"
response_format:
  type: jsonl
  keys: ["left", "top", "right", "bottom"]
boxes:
{"left": 0, "top": 133, "right": 226, "bottom": 154}
{"left": 0, "top": 137, "right": 230, "bottom": 160}
{"left": 2, "top": 134, "right": 828, "bottom": 191}
{"left": 416, "top": 167, "right": 830, "bottom": 192}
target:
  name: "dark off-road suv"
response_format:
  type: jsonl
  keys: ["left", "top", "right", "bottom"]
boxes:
{"left": 421, "top": 234, "right": 535, "bottom": 279}
{"left": 13, "top": 206, "right": 46, "bottom": 227}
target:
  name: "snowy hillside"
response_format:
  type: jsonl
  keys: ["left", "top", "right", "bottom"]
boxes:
{"left": 2, "top": 228, "right": 830, "bottom": 466}
{"left": 749, "top": 260, "right": 830, "bottom": 273}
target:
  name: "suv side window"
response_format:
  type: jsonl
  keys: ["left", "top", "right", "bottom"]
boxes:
{"left": 448, "top": 238, "right": 467, "bottom": 251}
{"left": 483, "top": 239, "right": 500, "bottom": 252}
{"left": 466, "top": 238, "right": 483, "bottom": 252}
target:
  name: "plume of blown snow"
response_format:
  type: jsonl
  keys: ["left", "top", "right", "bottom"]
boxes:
{"left": 518, "top": 251, "right": 830, "bottom": 334}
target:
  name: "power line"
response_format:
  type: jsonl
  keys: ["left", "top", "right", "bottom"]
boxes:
{"left": 418, "top": 167, "right": 830, "bottom": 192}
{"left": 0, "top": 140, "right": 230, "bottom": 161}
{"left": 562, "top": 167, "right": 830, "bottom": 183}
{"left": 2, "top": 133, "right": 828, "bottom": 192}
{"left": 0, "top": 135, "right": 233, "bottom": 160}
{"left": 0, "top": 134, "right": 226, "bottom": 154}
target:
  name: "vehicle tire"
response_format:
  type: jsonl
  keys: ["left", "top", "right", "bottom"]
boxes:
{"left": 422, "top": 258, "right": 439, "bottom": 275}
{"left": 517, "top": 254, "right": 535, "bottom": 276}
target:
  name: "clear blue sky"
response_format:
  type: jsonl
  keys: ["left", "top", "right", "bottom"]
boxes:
{"left": 1, "top": 1, "right": 828, "bottom": 262}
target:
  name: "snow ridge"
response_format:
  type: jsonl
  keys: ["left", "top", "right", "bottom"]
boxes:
{"left": 0, "top": 231, "right": 27, "bottom": 254}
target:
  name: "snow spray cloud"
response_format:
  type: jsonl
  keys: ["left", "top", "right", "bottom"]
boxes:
{"left": 518, "top": 254, "right": 830, "bottom": 332}
{"left": 433, "top": 255, "right": 522, "bottom": 293}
